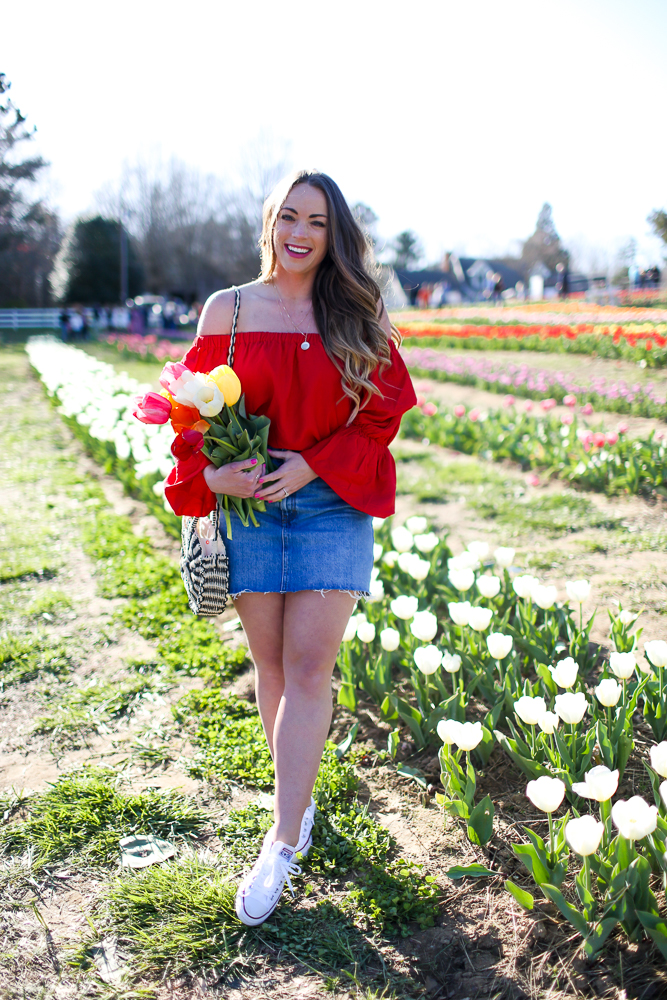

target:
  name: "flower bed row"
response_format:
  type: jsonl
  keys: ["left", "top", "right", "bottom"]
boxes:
{"left": 402, "top": 399, "right": 667, "bottom": 496}
{"left": 403, "top": 347, "right": 667, "bottom": 420}
{"left": 102, "top": 332, "right": 188, "bottom": 361}
{"left": 396, "top": 322, "right": 667, "bottom": 367}
{"left": 343, "top": 514, "right": 667, "bottom": 959}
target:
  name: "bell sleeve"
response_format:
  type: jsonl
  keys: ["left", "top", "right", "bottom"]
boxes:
{"left": 163, "top": 337, "right": 220, "bottom": 517}
{"left": 300, "top": 342, "right": 417, "bottom": 517}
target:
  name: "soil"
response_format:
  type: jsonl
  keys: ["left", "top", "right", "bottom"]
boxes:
{"left": 2, "top": 347, "right": 667, "bottom": 1000}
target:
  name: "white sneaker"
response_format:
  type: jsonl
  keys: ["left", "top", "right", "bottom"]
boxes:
{"left": 296, "top": 796, "right": 317, "bottom": 856}
{"left": 236, "top": 840, "right": 301, "bottom": 926}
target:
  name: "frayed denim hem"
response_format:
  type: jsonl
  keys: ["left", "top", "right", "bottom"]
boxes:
{"left": 230, "top": 589, "right": 370, "bottom": 600}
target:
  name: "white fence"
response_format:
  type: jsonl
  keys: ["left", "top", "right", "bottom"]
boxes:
{"left": 0, "top": 309, "right": 60, "bottom": 330}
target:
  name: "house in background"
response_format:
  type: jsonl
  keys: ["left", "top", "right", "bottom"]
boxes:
{"left": 395, "top": 253, "right": 524, "bottom": 305}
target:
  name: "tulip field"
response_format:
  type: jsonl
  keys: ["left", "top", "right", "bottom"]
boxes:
{"left": 3, "top": 327, "right": 667, "bottom": 1000}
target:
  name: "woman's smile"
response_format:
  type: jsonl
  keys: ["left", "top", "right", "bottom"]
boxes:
{"left": 285, "top": 243, "right": 313, "bottom": 258}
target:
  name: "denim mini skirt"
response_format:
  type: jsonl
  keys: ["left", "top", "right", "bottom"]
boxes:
{"left": 225, "top": 475, "right": 374, "bottom": 598}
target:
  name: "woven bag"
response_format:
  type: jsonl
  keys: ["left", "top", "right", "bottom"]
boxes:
{"left": 178, "top": 287, "right": 240, "bottom": 616}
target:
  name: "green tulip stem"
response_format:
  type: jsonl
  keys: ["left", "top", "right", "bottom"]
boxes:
{"left": 548, "top": 810, "right": 555, "bottom": 867}
{"left": 606, "top": 705, "right": 613, "bottom": 741}
{"left": 600, "top": 798, "right": 612, "bottom": 850}
{"left": 579, "top": 602, "right": 583, "bottom": 634}
{"left": 451, "top": 670, "right": 457, "bottom": 696}
{"left": 569, "top": 722, "right": 577, "bottom": 770}
{"left": 659, "top": 665, "right": 664, "bottom": 707}
{"left": 530, "top": 725, "right": 537, "bottom": 757}
{"left": 582, "top": 853, "right": 592, "bottom": 894}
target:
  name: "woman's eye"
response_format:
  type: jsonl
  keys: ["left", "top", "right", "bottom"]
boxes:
{"left": 281, "top": 213, "right": 295, "bottom": 222}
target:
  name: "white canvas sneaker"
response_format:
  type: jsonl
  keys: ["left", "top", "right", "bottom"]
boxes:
{"left": 296, "top": 796, "right": 317, "bottom": 856}
{"left": 235, "top": 840, "right": 301, "bottom": 926}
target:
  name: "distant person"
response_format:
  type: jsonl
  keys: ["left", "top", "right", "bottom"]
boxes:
{"left": 69, "top": 310, "right": 84, "bottom": 339}
{"left": 59, "top": 308, "right": 70, "bottom": 342}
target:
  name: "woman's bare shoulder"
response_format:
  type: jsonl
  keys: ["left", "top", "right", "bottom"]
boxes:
{"left": 197, "top": 282, "right": 264, "bottom": 337}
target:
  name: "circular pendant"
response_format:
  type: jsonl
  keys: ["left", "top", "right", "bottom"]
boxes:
{"left": 301, "top": 340, "right": 310, "bottom": 350}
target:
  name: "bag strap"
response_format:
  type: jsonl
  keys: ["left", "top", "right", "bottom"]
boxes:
{"left": 227, "top": 286, "right": 240, "bottom": 368}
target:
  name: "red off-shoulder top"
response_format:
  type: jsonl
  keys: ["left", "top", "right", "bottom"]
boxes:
{"left": 164, "top": 331, "right": 417, "bottom": 518}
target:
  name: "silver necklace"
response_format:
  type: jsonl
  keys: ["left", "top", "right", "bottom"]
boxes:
{"left": 273, "top": 283, "right": 313, "bottom": 350}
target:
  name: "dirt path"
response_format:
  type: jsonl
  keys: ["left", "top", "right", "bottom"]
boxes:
{"left": 2, "top": 346, "right": 667, "bottom": 1000}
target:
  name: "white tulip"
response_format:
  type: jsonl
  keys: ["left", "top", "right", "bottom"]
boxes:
{"left": 410, "top": 611, "right": 438, "bottom": 642}
{"left": 595, "top": 678, "right": 622, "bottom": 707}
{"left": 566, "top": 579, "right": 591, "bottom": 604}
{"left": 467, "top": 540, "right": 489, "bottom": 560}
{"left": 448, "top": 601, "right": 472, "bottom": 627}
{"left": 486, "top": 632, "right": 513, "bottom": 660}
{"left": 407, "top": 557, "right": 431, "bottom": 582}
{"left": 189, "top": 379, "right": 224, "bottom": 417}
{"left": 391, "top": 526, "right": 414, "bottom": 553}
{"left": 437, "top": 718, "right": 462, "bottom": 745}
{"left": 660, "top": 781, "right": 667, "bottom": 811}
{"left": 494, "top": 546, "right": 515, "bottom": 568}
{"left": 554, "top": 692, "right": 588, "bottom": 725}
{"left": 382, "top": 550, "right": 399, "bottom": 567}
{"left": 619, "top": 609, "right": 638, "bottom": 625}
{"left": 649, "top": 742, "right": 667, "bottom": 778}
{"left": 526, "top": 776, "right": 566, "bottom": 813}
{"left": 414, "top": 645, "right": 442, "bottom": 674}
{"left": 609, "top": 652, "right": 636, "bottom": 679}
{"left": 397, "top": 551, "right": 416, "bottom": 574}
{"left": 514, "top": 695, "right": 547, "bottom": 726}
{"left": 390, "top": 595, "right": 419, "bottom": 620}
{"left": 565, "top": 815, "right": 604, "bottom": 856}
{"left": 356, "top": 621, "right": 376, "bottom": 643}
{"left": 612, "top": 797, "right": 658, "bottom": 840}
{"left": 477, "top": 575, "right": 501, "bottom": 599}
{"left": 533, "top": 584, "right": 558, "bottom": 610}
{"left": 379, "top": 627, "right": 401, "bottom": 652}
{"left": 373, "top": 543, "right": 383, "bottom": 562}
{"left": 550, "top": 656, "right": 578, "bottom": 689}
{"left": 406, "top": 516, "right": 428, "bottom": 534}
{"left": 342, "top": 618, "right": 357, "bottom": 642}
{"left": 414, "top": 532, "right": 439, "bottom": 553}
{"left": 449, "top": 567, "right": 475, "bottom": 592}
{"left": 571, "top": 765, "right": 619, "bottom": 802}
{"left": 454, "top": 721, "right": 484, "bottom": 751}
{"left": 468, "top": 606, "right": 493, "bottom": 631}
{"left": 513, "top": 575, "right": 539, "bottom": 600}
{"left": 538, "top": 711, "right": 559, "bottom": 735}
{"left": 448, "top": 552, "right": 479, "bottom": 572}
{"left": 442, "top": 651, "right": 462, "bottom": 673}
{"left": 368, "top": 578, "right": 384, "bottom": 601}
{"left": 645, "top": 640, "right": 667, "bottom": 668}
{"left": 372, "top": 517, "right": 385, "bottom": 530}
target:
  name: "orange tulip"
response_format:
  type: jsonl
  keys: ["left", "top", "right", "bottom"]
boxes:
{"left": 170, "top": 400, "right": 201, "bottom": 435}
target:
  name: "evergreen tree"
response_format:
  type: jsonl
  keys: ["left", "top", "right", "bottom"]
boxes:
{"left": 62, "top": 216, "right": 143, "bottom": 304}
{"left": 0, "top": 73, "right": 60, "bottom": 306}
{"left": 390, "top": 230, "right": 424, "bottom": 270}
{"left": 520, "top": 203, "right": 569, "bottom": 275}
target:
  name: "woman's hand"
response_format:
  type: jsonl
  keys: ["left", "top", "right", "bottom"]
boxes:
{"left": 253, "top": 449, "right": 318, "bottom": 502}
{"left": 204, "top": 458, "right": 265, "bottom": 498}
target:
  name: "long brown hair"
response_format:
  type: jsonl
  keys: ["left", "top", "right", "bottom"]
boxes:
{"left": 260, "top": 169, "right": 401, "bottom": 420}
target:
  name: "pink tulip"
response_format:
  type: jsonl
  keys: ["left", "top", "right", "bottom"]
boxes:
{"left": 503, "top": 394, "right": 516, "bottom": 407}
{"left": 469, "top": 408, "right": 480, "bottom": 422}
{"left": 416, "top": 395, "right": 426, "bottom": 407}
{"left": 593, "top": 433, "right": 606, "bottom": 448}
{"left": 563, "top": 394, "right": 577, "bottom": 407}
{"left": 454, "top": 404, "right": 466, "bottom": 417}
{"left": 618, "top": 422, "right": 629, "bottom": 435}
{"left": 159, "top": 361, "right": 189, "bottom": 394}
{"left": 526, "top": 473, "right": 540, "bottom": 487}
{"left": 133, "top": 392, "right": 172, "bottom": 424}
{"left": 422, "top": 402, "right": 438, "bottom": 416}
{"left": 581, "top": 403, "right": 594, "bottom": 415}
{"left": 561, "top": 412, "right": 574, "bottom": 425}
{"left": 541, "top": 398, "right": 557, "bottom": 411}
{"left": 605, "top": 431, "right": 618, "bottom": 446}
{"left": 524, "top": 400, "right": 534, "bottom": 412}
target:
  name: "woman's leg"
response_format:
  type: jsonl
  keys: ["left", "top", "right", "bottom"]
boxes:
{"left": 232, "top": 593, "right": 286, "bottom": 757}
{"left": 273, "top": 590, "right": 356, "bottom": 846}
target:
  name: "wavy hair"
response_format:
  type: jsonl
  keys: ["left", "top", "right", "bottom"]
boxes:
{"left": 259, "top": 169, "right": 401, "bottom": 420}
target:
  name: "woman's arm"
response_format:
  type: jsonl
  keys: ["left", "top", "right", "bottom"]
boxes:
{"left": 197, "top": 288, "right": 238, "bottom": 336}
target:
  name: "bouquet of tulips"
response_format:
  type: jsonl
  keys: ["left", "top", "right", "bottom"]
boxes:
{"left": 133, "top": 360, "right": 272, "bottom": 538}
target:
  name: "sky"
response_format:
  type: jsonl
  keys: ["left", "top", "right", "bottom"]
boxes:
{"left": 4, "top": 0, "right": 667, "bottom": 271}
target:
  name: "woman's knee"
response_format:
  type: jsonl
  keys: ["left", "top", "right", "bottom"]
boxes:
{"left": 254, "top": 654, "right": 285, "bottom": 686}
{"left": 284, "top": 656, "right": 334, "bottom": 697}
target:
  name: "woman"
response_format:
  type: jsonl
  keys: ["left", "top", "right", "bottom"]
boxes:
{"left": 165, "top": 169, "right": 416, "bottom": 926}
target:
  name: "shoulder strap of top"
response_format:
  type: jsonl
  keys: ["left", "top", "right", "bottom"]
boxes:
{"left": 227, "top": 287, "right": 240, "bottom": 368}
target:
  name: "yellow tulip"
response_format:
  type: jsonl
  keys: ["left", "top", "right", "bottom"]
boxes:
{"left": 207, "top": 365, "right": 242, "bottom": 406}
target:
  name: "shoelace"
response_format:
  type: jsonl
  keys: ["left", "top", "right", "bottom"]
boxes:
{"left": 259, "top": 854, "right": 302, "bottom": 899}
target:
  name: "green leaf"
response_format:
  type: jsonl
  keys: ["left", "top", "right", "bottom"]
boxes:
{"left": 335, "top": 722, "right": 358, "bottom": 759}
{"left": 504, "top": 879, "right": 534, "bottom": 910}
{"left": 446, "top": 863, "right": 496, "bottom": 880}
{"left": 337, "top": 682, "right": 357, "bottom": 712}
{"left": 636, "top": 910, "right": 667, "bottom": 960}
{"left": 542, "top": 883, "right": 589, "bottom": 936}
{"left": 494, "top": 730, "right": 551, "bottom": 780}
{"left": 387, "top": 728, "right": 400, "bottom": 760}
{"left": 380, "top": 694, "right": 399, "bottom": 721}
{"left": 583, "top": 918, "right": 618, "bottom": 958}
{"left": 467, "top": 794, "right": 494, "bottom": 846}
{"left": 513, "top": 842, "right": 552, "bottom": 888}
{"left": 395, "top": 762, "right": 428, "bottom": 790}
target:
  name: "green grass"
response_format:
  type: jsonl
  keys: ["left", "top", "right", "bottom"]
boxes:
{"left": 0, "top": 766, "right": 206, "bottom": 870}
{"left": 468, "top": 488, "right": 620, "bottom": 535}
{"left": 0, "top": 524, "right": 61, "bottom": 582}
{"left": 32, "top": 675, "right": 156, "bottom": 745}
{"left": 0, "top": 630, "right": 72, "bottom": 687}
{"left": 26, "top": 588, "right": 73, "bottom": 617}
